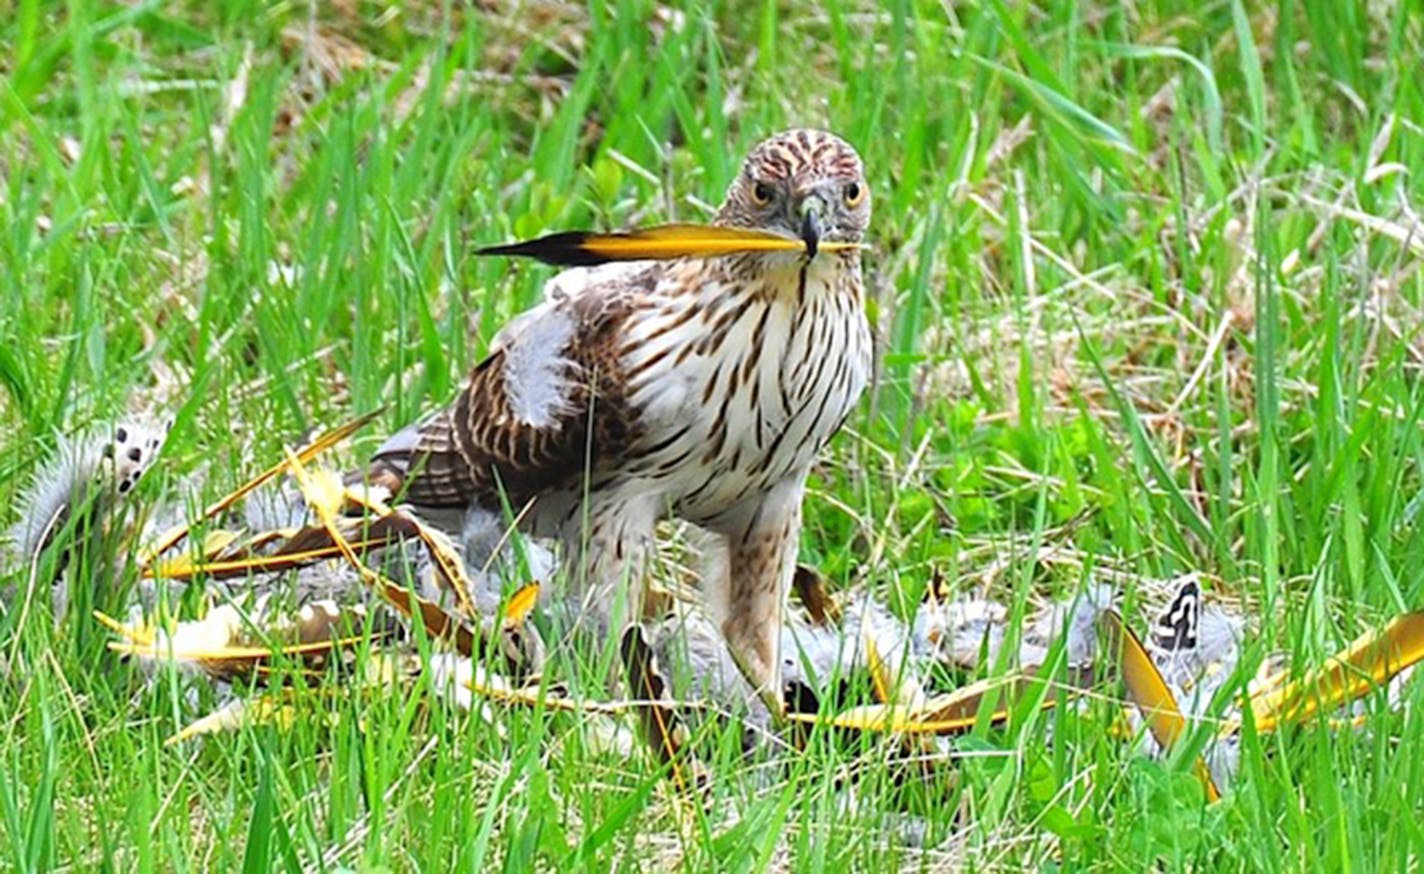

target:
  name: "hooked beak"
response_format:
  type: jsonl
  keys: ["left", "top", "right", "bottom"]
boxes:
{"left": 798, "top": 195, "right": 824, "bottom": 259}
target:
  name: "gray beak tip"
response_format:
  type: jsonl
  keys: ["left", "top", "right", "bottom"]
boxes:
{"left": 799, "top": 209, "right": 821, "bottom": 259}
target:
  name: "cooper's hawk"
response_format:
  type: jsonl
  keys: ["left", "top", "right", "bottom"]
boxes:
{"left": 364, "top": 129, "right": 872, "bottom": 709}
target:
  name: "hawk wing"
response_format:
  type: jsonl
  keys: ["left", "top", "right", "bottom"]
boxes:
{"left": 366, "top": 263, "right": 654, "bottom": 510}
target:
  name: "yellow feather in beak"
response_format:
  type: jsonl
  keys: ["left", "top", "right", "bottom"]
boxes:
{"left": 477, "top": 223, "right": 863, "bottom": 266}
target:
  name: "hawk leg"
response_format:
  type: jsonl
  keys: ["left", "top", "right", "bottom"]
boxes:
{"left": 706, "top": 479, "right": 804, "bottom": 720}
{"left": 560, "top": 491, "right": 661, "bottom": 639}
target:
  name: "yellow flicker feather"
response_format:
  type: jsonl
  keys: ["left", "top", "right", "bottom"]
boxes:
{"left": 864, "top": 632, "right": 895, "bottom": 706}
{"left": 477, "top": 223, "right": 863, "bottom": 267}
{"left": 284, "top": 449, "right": 478, "bottom": 656}
{"left": 141, "top": 410, "right": 381, "bottom": 562}
{"left": 1231, "top": 611, "right": 1424, "bottom": 736}
{"left": 97, "top": 606, "right": 377, "bottom": 681}
{"left": 165, "top": 659, "right": 417, "bottom": 744}
{"left": 107, "top": 635, "right": 371, "bottom": 663}
{"left": 197, "top": 529, "right": 244, "bottom": 559}
{"left": 94, "top": 609, "right": 154, "bottom": 647}
{"left": 147, "top": 537, "right": 394, "bottom": 581}
{"left": 464, "top": 674, "right": 705, "bottom": 717}
{"left": 166, "top": 693, "right": 305, "bottom": 745}
{"left": 787, "top": 672, "right": 1052, "bottom": 735}
{"left": 340, "top": 485, "right": 479, "bottom": 619}
{"left": 1098, "top": 610, "right": 1221, "bottom": 802}
{"left": 502, "top": 583, "right": 540, "bottom": 628}
{"left": 864, "top": 630, "right": 932, "bottom": 712}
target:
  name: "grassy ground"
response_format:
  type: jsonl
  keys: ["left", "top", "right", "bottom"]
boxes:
{"left": 3, "top": 0, "right": 1424, "bottom": 869}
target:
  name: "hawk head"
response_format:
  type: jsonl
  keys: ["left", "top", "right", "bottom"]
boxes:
{"left": 715, "top": 129, "right": 870, "bottom": 258}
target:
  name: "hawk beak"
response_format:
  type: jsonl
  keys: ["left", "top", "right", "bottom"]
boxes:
{"left": 798, "top": 196, "right": 824, "bottom": 259}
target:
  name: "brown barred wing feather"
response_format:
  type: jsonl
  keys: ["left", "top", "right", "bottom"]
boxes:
{"left": 366, "top": 271, "right": 646, "bottom": 512}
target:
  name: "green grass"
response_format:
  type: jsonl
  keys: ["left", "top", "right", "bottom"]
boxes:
{"left": 3, "top": 0, "right": 1424, "bottom": 869}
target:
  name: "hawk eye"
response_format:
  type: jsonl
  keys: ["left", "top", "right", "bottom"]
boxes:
{"left": 843, "top": 182, "right": 864, "bottom": 206}
{"left": 751, "top": 181, "right": 775, "bottom": 206}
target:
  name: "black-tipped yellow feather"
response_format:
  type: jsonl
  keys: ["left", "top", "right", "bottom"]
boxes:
{"left": 477, "top": 223, "right": 859, "bottom": 266}
{"left": 1098, "top": 610, "right": 1221, "bottom": 802}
